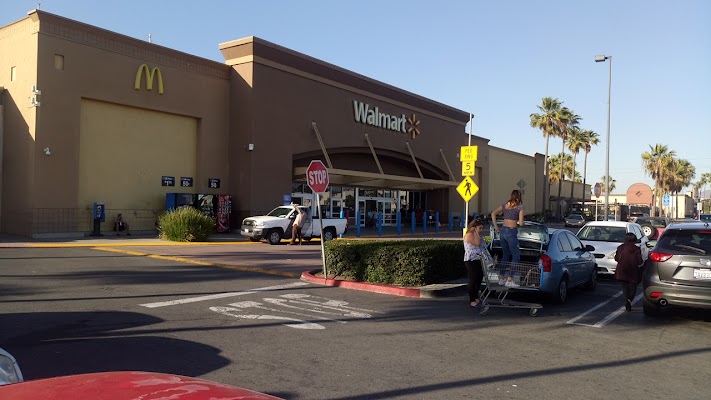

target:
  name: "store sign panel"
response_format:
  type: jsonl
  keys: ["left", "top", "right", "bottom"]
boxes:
{"left": 353, "top": 100, "right": 421, "bottom": 139}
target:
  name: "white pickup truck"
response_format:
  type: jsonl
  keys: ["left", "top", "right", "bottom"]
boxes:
{"left": 240, "top": 205, "right": 348, "bottom": 245}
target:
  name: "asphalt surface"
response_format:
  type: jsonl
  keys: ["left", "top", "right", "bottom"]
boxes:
{"left": 1, "top": 230, "right": 711, "bottom": 399}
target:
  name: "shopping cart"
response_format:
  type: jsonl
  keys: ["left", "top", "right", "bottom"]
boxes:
{"left": 478, "top": 234, "right": 543, "bottom": 317}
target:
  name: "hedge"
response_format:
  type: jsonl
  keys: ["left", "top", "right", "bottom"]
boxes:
{"left": 324, "top": 239, "right": 465, "bottom": 286}
{"left": 158, "top": 206, "right": 215, "bottom": 242}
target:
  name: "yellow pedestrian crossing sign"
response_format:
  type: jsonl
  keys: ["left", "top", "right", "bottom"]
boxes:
{"left": 462, "top": 161, "right": 475, "bottom": 176}
{"left": 460, "top": 146, "right": 478, "bottom": 162}
{"left": 456, "top": 176, "right": 478, "bottom": 202}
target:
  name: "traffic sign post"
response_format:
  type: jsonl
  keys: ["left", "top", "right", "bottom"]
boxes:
{"left": 306, "top": 160, "right": 329, "bottom": 277}
{"left": 460, "top": 145, "right": 478, "bottom": 230}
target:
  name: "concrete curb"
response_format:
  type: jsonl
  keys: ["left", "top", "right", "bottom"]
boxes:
{"left": 300, "top": 270, "right": 466, "bottom": 298}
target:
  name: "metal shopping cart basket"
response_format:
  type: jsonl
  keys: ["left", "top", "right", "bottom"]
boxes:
{"left": 479, "top": 233, "right": 543, "bottom": 317}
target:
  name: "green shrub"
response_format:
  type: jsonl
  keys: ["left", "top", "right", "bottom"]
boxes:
{"left": 324, "top": 240, "right": 465, "bottom": 286}
{"left": 158, "top": 206, "right": 215, "bottom": 242}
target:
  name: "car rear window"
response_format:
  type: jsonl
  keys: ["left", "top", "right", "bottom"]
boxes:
{"left": 577, "top": 226, "right": 627, "bottom": 242}
{"left": 656, "top": 229, "right": 711, "bottom": 255}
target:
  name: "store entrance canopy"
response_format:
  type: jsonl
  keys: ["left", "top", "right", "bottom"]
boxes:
{"left": 293, "top": 167, "right": 457, "bottom": 191}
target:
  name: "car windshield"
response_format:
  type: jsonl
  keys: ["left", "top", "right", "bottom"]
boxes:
{"left": 577, "top": 225, "right": 628, "bottom": 242}
{"left": 700, "top": 215, "right": 711, "bottom": 222}
{"left": 656, "top": 229, "right": 711, "bottom": 255}
{"left": 266, "top": 207, "right": 292, "bottom": 218}
{"left": 637, "top": 218, "right": 667, "bottom": 228}
{"left": 496, "top": 221, "right": 548, "bottom": 244}
{"left": 567, "top": 215, "right": 583, "bottom": 220}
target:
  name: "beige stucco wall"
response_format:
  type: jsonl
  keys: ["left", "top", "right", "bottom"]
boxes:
{"left": 0, "top": 11, "right": 232, "bottom": 235}
{"left": 78, "top": 99, "right": 198, "bottom": 210}
{"left": 487, "top": 146, "right": 538, "bottom": 215}
{"left": 0, "top": 18, "right": 39, "bottom": 235}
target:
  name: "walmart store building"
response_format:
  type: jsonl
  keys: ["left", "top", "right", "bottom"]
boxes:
{"left": 0, "top": 10, "right": 549, "bottom": 238}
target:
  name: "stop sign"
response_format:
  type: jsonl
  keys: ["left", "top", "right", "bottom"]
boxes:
{"left": 594, "top": 183, "right": 601, "bottom": 197}
{"left": 306, "top": 160, "right": 329, "bottom": 193}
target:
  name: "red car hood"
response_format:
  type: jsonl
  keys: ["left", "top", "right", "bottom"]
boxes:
{"left": 0, "top": 371, "right": 282, "bottom": 400}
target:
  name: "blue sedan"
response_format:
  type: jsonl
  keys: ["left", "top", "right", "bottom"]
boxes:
{"left": 489, "top": 222, "right": 598, "bottom": 303}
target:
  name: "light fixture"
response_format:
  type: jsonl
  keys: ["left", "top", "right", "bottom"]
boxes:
{"left": 43, "top": 147, "right": 51, "bottom": 156}
{"left": 247, "top": 143, "right": 254, "bottom": 151}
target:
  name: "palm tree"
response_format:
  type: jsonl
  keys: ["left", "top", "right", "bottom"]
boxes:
{"left": 548, "top": 153, "right": 575, "bottom": 186}
{"left": 694, "top": 172, "right": 711, "bottom": 199}
{"left": 555, "top": 108, "right": 581, "bottom": 220}
{"left": 600, "top": 175, "right": 616, "bottom": 194}
{"left": 566, "top": 126, "right": 585, "bottom": 206}
{"left": 641, "top": 144, "right": 676, "bottom": 216}
{"left": 531, "top": 97, "right": 566, "bottom": 220}
{"left": 666, "top": 158, "right": 695, "bottom": 217}
{"left": 580, "top": 130, "right": 600, "bottom": 201}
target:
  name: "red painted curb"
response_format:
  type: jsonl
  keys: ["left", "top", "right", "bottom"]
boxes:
{"left": 300, "top": 270, "right": 421, "bottom": 298}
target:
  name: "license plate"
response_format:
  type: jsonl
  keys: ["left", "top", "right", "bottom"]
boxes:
{"left": 693, "top": 268, "right": 711, "bottom": 279}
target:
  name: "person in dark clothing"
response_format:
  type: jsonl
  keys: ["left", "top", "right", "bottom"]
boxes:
{"left": 614, "top": 232, "right": 643, "bottom": 312}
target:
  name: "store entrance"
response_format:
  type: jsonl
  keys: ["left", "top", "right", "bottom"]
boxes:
{"left": 358, "top": 197, "right": 397, "bottom": 227}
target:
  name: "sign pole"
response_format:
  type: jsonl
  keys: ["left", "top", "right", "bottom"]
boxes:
{"left": 465, "top": 113, "right": 472, "bottom": 227}
{"left": 317, "top": 193, "right": 327, "bottom": 278}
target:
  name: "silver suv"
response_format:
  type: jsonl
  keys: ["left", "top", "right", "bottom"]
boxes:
{"left": 642, "top": 221, "right": 711, "bottom": 316}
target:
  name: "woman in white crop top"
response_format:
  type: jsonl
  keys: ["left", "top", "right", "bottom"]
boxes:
{"left": 463, "top": 219, "right": 487, "bottom": 308}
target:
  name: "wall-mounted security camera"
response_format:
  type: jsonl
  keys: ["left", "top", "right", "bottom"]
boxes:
{"left": 43, "top": 147, "right": 51, "bottom": 156}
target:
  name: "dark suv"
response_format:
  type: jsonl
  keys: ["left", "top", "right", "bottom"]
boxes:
{"left": 642, "top": 221, "right": 711, "bottom": 316}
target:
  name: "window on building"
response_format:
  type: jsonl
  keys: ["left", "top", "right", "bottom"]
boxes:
{"left": 54, "top": 54, "right": 64, "bottom": 70}
{"left": 10, "top": 66, "right": 16, "bottom": 81}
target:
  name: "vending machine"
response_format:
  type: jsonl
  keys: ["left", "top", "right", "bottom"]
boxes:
{"left": 216, "top": 195, "right": 232, "bottom": 233}
{"left": 165, "top": 193, "right": 232, "bottom": 233}
{"left": 166, "top": 193, "right": 196, "bottom": 211}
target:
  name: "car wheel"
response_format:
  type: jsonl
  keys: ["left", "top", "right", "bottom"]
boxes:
{"left": 266, "top": 229, "right": 282, "bottom": 245}
{"left": 553, "top": 277, "right": 568, "bottom": 304}
{"left": 585, "top": 268, "right": 597, "bottom": 291}
{"left": 322, "top": 228, "right": 336, "bottom": 241}
{"left": 642, "top": 297, "right": 660, "bottom": 317}
{"left": 640, "top": 224, "right": 656, "bottom": 239}
{"left": 248, "top": 238, "right": 260, "bottom": 242}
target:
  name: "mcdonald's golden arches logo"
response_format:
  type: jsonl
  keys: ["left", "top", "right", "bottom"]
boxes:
{"left": 134, "top": 64, "right": 164, "bottom": 95}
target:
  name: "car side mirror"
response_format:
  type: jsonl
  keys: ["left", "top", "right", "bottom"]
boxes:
{"left": 585, "top": 244, "right": 595, "bottom": 252}
{"left": 646, "top": 240, "right": 656, "bottom": 248}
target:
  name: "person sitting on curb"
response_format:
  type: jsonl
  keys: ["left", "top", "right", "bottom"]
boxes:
{"left": 114, "top": 214, "right": 131, "bottom": 236}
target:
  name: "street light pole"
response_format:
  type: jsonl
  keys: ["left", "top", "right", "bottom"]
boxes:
{"left": 595, "top": 55, "right": 612, "bottom": 220}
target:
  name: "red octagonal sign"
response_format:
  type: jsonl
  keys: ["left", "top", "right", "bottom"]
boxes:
{"left": 306, "top": 160, "right": 329, "bottom": 193}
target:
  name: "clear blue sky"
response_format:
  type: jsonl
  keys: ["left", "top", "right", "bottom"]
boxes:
{"left": 2, "top": 0, "right": 709, "bottom": 195}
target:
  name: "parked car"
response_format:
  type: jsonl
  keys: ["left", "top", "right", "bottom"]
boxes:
{"left": 489, "top": 222, "right": 597, "bottom": 303}
{"left": 0, "top": 371, "right": 281, "bottom": 399}
{"left": 564, "top": 214, "right": 585, "bottom": 228}
{"left": 632, "top": 216, "right": 670, "bottom": 239}
{"left": 576, "top": 221, "right": 649, "bottom": 275}
{"left": 642, "top": 221, "right": 711, "bottom": 317}
{"left": 240, "top": 205, "right": 348, "bottom": 245}
{"left": 596, "top": 215, "right": 617, "bottom": 221}
{"left": 0, "top": 348, "right": 23, "bottom": 386}
{"left": 627, "top": 212, "right": 649, "bottom": 221}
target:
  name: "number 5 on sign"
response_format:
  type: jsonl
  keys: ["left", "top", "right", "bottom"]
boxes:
{"left": 462, "top": 161, "right": 475, "bottom": 176}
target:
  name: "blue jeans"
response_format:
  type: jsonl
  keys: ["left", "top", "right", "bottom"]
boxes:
{"left": 500, "top": 226, "right": 520, "bottom": 277}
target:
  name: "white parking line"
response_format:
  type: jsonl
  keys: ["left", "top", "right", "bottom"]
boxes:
{"left": 139, "top": 282, "right": 309, "bottom": 308}
{"left": 566, "top": 291, "right": 622, "bottom": 325}
{"left": 567, "top": 291, "right": 643, "bottom": 328}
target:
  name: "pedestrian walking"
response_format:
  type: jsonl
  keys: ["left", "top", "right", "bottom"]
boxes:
{"left": 614, "top": 232, "right": 644, "bottom": 311}
{"left": 490, "top": 189, "right": 525, "bottom": 287}
{"left": 463, "top": 219, "right": 487, "bottom": 309}
{"left": 289, "top": 204, "right": 307, "bottom": 245}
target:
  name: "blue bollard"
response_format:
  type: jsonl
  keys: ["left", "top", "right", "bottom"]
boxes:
{"left": 396, "top": 212, "right": 401, "bottom": 235}
{"left": 449, "top": 211, "right": 453, "bottom": 232}
{"left": 411, "top": 212, "right": 416, "bottom": 234}
{"left": 356, "top": 211, "right": 361, "bottom": 237}
{"left": 423, "top": 211, "right": 428, "bottom": 234}
{"left": 435, "top": 212, "right": 440, "bottom": 233}
{"left": 377, "top": 211, "right": 383, "bottom": 236}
